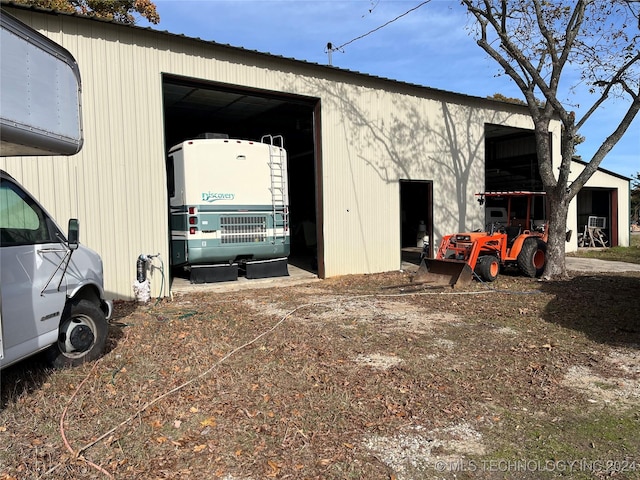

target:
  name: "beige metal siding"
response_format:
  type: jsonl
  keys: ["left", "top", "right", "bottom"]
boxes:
{"left": 314, "top": 87, "right": 550, "bottom": 277}
{"left": 2, "top": 10, "right": 170, "bottom": 300}
{"left": 2, "top": 8, "right": 571, "bottom": 298}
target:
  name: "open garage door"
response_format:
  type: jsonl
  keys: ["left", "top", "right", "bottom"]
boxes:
{"left": 576, "top": 188, "right": 617, "bottom": 247}
{"left": 162, "top": 75, "right": 321, "bottom": 283}
{"left": 484, "top": 124, "right": 543, "bottom": 192}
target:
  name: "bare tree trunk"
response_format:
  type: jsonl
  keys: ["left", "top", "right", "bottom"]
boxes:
{"left": 532, "top": 121, "right": 572, "bottom": 280}
{"left": 544, "top": 188, "right": 570, "bottom": 279}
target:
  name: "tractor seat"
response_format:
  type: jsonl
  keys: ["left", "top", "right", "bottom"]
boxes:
{"left": 505, "top": 226, "right": 521, "bottom": 245}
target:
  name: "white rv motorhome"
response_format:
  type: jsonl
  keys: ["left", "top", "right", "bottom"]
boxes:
{"left": 0, "top": 10, "right": 112, "bottom": 369}
{"left": 168, "top": 134, "right": 289, "bottom": 283}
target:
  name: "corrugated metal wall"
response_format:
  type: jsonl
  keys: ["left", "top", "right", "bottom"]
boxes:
{"left": 1, "top": 7, "right": 562, "bottom": 299}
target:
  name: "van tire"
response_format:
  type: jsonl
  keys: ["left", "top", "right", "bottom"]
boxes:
{"left": 517, "top": 237, "right": 547, "bottom": 278}
{"left": 46, "top": 299, "right": 108, "bottom": 368}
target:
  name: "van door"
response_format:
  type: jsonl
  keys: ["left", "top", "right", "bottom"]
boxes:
{"left": 0, "top": 176, "right": 67, "bottom": 365}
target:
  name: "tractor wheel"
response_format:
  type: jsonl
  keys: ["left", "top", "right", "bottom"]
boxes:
{"left": 517, "top": 237, "right": 547, "bottom": 277}
{"left": 475, "top": 255, "right": 500, "bottom": 282}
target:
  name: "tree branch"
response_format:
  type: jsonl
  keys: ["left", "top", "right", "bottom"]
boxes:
{"left": 576, "top": 51, "right": 640, "bottom": 130}
{"left": 570, "top": 96, "right": 640, "bottom": 197}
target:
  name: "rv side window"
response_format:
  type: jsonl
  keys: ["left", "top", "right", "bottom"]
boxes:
{"left": 0, "top": 179, "right": 58, "bottom": 245}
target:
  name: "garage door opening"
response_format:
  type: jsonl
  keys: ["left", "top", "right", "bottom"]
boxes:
{"left": 576, "top": 187, "right": 617, "bottom": 247}
{"left": 485, "top": 124, "right": 542, "bottom": 191}
{"left": 162, "top": 75, "right": 321, "bottom": 284}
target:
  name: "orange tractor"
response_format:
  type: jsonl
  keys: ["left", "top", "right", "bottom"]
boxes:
{"left": 414, "top": 191, "right": 548, "bottom": 287}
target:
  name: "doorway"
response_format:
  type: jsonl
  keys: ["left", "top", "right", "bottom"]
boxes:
{"left": 400, "top": 180, "right": 433, "bottom": 265}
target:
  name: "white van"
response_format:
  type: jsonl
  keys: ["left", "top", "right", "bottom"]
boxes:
{"left": 0, "top": 170, "right": 112, "bottom": 368}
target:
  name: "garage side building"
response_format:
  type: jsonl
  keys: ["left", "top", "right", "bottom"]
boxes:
{"left": 2, "top": 5, "right": 625, "bottom": 300}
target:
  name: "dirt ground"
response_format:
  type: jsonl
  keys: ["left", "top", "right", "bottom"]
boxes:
{"left": 1, "top": 268, "right": 639, "bottom": 479}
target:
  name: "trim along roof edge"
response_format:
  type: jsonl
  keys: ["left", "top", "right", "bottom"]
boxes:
{"left": 572, "top": 157, "right": 632, "bottom": 182}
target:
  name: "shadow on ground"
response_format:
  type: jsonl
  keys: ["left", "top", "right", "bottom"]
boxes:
{"left": 540, "top": 273, "right": 640, "bottom": 348}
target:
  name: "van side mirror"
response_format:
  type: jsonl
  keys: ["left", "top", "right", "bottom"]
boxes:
{"left": 67, "top": 219, "right": 79, "bottom": 250}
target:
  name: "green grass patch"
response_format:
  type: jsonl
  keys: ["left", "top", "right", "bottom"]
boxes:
{"left": 571, "top": 233, "right": 640, "bottom": 264}
{"left": 487, "top": 409, "right": 640, "bottom": 479}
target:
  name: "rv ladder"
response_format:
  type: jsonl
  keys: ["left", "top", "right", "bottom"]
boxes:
{"left": 263, "top": 135, "right": 288, "bottom": 244}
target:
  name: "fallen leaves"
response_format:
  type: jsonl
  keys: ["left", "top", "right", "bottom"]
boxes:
{"left": 2, "top": 272, "right": 639, "bottom": 480}
{"left": 266, "top": 459, "right": 283, "bottom": 477}
{"left": 200, "top": 417, "right": 216, "bottom": 427}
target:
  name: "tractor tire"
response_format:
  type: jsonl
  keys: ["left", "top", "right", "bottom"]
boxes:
{"left": 517, "top": 237, "right": 547, "bottom": 278}
{"left": 475, "top": 255, "right": 500, "bottom": 282}
{"left": 45, "top": 299, "right": 108, "bottom": 368}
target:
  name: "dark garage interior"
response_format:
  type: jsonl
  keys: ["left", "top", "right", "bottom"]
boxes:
{"left": 484, "top": 124, "right": 543, "bottom": 192}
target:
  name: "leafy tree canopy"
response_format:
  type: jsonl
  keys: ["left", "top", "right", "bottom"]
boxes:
{"left": 14, "top": 0, "right": 159, "bottom": 24}
{"left": 488, "top": 93, "right": 526, "bottom": 105}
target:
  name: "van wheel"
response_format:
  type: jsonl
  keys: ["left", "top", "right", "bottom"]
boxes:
{"left": 475, "top": 255, "right": 500, "bottom": 282}
{"left": 517, "top": 238, "right": 547, "bottom": 278}
{"left": 46, "top": 299, "right": 108, "bottom": 368}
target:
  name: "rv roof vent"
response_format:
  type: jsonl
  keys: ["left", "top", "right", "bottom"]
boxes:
{"left": 195, "top": 133, "right": 229, "bottom": 139}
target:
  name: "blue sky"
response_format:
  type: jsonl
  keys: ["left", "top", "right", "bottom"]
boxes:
{"left": 141, "top": 0, "right": 639, "bottom": 179}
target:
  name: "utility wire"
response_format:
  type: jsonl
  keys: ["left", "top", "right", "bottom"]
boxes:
{"left": 328, "top": 0, "right": 431, "bottom": 55}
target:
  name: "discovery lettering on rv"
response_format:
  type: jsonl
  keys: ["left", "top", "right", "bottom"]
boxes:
{"left": 202, "top": 192, "right": 235, "bottom": 202}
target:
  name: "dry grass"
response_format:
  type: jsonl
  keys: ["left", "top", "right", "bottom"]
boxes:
{"left": 2, "top": 269, "right": 640, "bottom": 479}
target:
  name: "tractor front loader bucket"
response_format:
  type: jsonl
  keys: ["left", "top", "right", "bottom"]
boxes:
{"left": 412, "top": 258, "right": 473, "bottom": 288}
